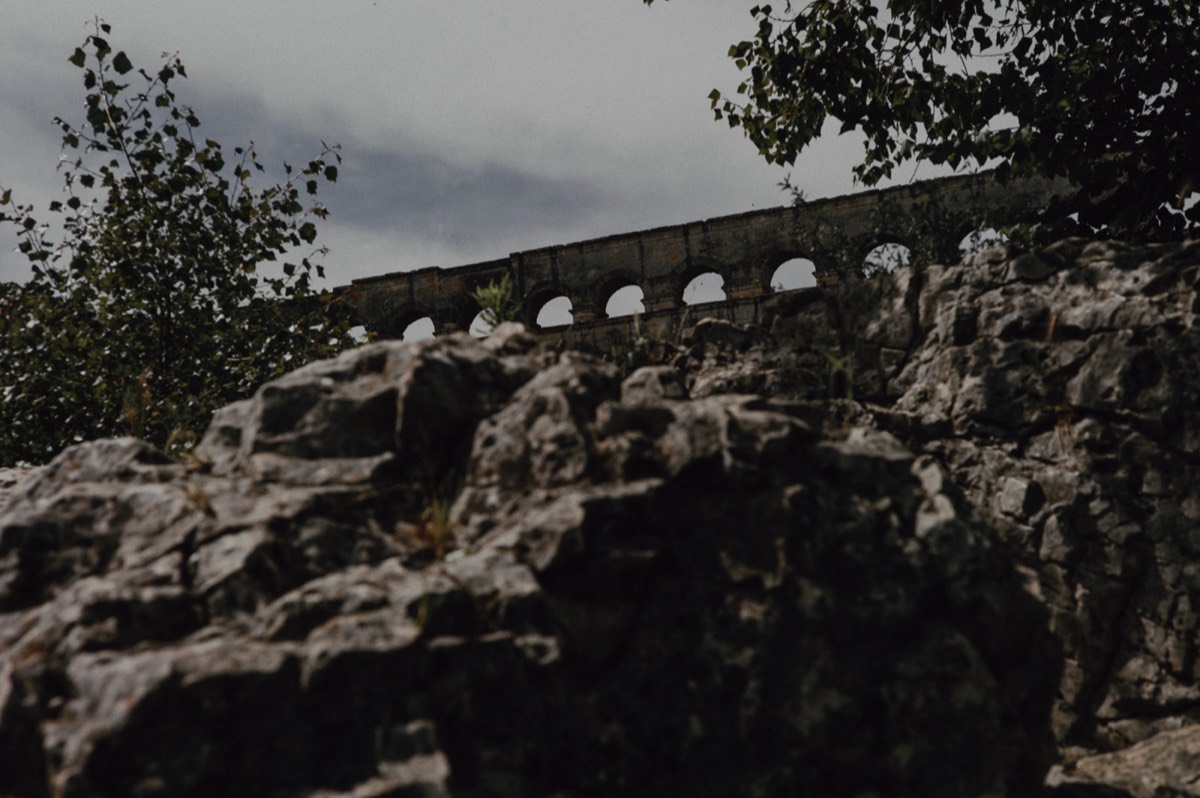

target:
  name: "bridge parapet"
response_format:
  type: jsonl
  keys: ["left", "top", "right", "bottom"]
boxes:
{"left": 346, "top": 171, "right": 1069, "bottom": 339}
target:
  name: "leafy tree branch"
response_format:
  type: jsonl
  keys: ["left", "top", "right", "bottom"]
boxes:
{"left": 0, "top": 19, "right": 354, "bottom": 464}
{"left": 645, "top": 0, "right": 1198, "bottom": 240}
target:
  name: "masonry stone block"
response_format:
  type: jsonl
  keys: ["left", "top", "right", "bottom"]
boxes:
{"left": 346, "top": 171, "right": 1070, "bottom": 342}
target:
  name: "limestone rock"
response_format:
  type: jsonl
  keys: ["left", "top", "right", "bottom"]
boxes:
{"left": 1, "top": 329, "right": 1056, "bottom": 797}
{"left": 3, "top": 238, "right": 1199, "bottom": 797}
{"left": 890, "top": 240, "right": 1200, "bottom": 753}
{"left": 691, "top": 238, "right": 1200, "bottom": 793}
{"left": 1047, "top": 724, "right": 1200, "bottom": 797}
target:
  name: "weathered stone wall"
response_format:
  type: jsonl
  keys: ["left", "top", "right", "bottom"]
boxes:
{"left": 347, "top": 171, "right": 1068, "bottom": 339}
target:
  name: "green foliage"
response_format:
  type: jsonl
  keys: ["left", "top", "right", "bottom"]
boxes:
{"left": 793, "top": 187, "right": 990, "bottom": 281}
{"left": 645, "top": 0, "right": 1198, "bottom": 241}
{"left": 0, "top": 20, "right": 355, "bottom": 464}
{"left": 469, "top": 272, "right": 519, "bottom": 334}
{"left": 821, "top": 349, "right": 854, "bottom": 401}
{"left": 416, "top": 495, "right": 455, "bottom": 561}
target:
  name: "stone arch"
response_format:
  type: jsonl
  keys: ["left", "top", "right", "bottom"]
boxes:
{"left": 673, "top": 259, "right": 728, "bottom": 306}
{"left": 468, "top": 311, "right": 493, "bottom": 338}
{"left": 400, "top": 318, "right": 436, "bottom": 342}
{"left": 957, "top": 226, "right": 1008, "bottom": 257}
{"left": 605, "top": 286, "right": 646, "bottom": 318}
{"left": 453, "top": 270, "right": 521, "bottom": 336}
{"left": 681, "top": 272, "right": 727, "bottom": 306}
{"left": 673, "top": 259, "right": 721, "bottom": 298}
{"left": 536, "top": 296, "right": 574, "bottom": 328}
{"left": 858, "top": 231, "right": 917, "bottom": 261}
{"left": 860, "top": 233, "right": 917, "bottom": 275}
{"left": 524, "top": 282, "right": 574, "bottom": 329}
{"left": 950, "top": 216, "right": 985, "bottom": 245}
{"left": 388, "top": 303, "right": 438, "bottom": 340}
{"left": 597, "top": 270, "right": 645, "bottom": 319}
{"left": 449, "top": 294, "right": 488, "bottom": 336}
{"left": 761, "top": 249, "right": 820, "bottom": 292}
{"left": 769, "top": 258, "right": 819, "bottom": 292}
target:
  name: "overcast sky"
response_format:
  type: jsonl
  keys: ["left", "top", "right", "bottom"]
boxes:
{"left": 1, "top": 2, "right": 907, "bottom": 288}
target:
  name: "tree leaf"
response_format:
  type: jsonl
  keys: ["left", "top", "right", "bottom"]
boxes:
{"left": 112, "top": 51, "right": 134, "bottom": 75}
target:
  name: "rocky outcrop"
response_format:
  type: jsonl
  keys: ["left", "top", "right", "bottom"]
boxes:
{"left": 890, "top": 240, "right": 1200, "bottom": 754}
{"left": 688, "top": 237, "right": 1200, "bottom": 793}
{"left": 1, "top": 237, "right": 1197, "bottom": 797}
{"left": 1, "top": 323, "right": 1059, "bottom": 797}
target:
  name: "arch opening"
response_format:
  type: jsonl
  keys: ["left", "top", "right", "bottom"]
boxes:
{"left": 469, "top": 310, "right": 494, "bottom": 338}
{"left": 770, "top": 258, "right": 817, "bottom": 291}
{"left": 536, "top": 295, "right": 574, "bottom": 329}
{"left": 401, "top": 317, "right": 435, "bottom": 342}
{"left": 682, "top": 272, "right": 726, "bottom": 305}
{"left": 605, "top": 285, "right": 645, "bottom": 318}
{"left": 863, "top": 242, "right": 912, "bottom": 274}
{"left": 959, "top": 227, "right": 1008, "bottom": 257}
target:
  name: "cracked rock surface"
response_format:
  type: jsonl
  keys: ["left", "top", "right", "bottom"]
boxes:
{"left": 688, "top": 237, "right": 1200, "bottom": 795}
{"left": 2, "top": 323, "right": 1056, "bottom": 797}
{"left": 1, "top": 237, "right": 1198, "bottom": 797}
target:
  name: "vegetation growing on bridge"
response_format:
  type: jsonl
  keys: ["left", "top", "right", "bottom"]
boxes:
{"left": 470, "top": 272, "right": 521, "bottom": 334}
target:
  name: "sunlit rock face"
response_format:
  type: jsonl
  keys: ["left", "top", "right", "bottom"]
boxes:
{"left": 1, "top": 238, "right": 1198, "bottom": 797}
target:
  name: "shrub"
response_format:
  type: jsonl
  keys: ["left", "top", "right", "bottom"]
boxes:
{"left": 470, "top": 272, "right": 520, "bottom": 334}
{"left": 0, "top": 20, "right": 354, "bottom": 464}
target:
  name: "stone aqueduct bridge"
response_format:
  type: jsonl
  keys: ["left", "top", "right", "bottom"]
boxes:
{"left": 345, "top": 171, "right": 1065, "bottom": 351}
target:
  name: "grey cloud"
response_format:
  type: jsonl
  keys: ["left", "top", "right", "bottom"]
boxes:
{"left": 329, "top": 146, "right": 608, "bottom": 247}
{"left": 2, "top": 74, "right": 611, "bottom": 283}
{"left": 2, "top": 4, "right": 856, "bottom": 284}
{"left": 173, "top": 89, "right": 611, "bottom": 253}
